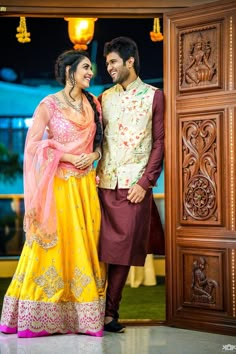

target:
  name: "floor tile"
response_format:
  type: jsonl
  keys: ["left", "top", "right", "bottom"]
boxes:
{"left": 0, "top": 326, "right": 235, "bottom": 354}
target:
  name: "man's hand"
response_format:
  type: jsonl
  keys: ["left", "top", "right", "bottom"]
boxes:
{"left": 127, "top": 184, "right": 146, "bottom": 203}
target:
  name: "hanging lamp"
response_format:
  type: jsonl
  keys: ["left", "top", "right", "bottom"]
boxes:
{"left": 65, "top": 18, "right": 97, "bottom": 50}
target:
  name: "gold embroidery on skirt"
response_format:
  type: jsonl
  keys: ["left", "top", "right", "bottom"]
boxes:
{"left": 95, "top": 275, "right": 106, "bottom": 289}
{"left": 34, "top": 265, "right": 64, "bottom": 298}
{"left": 70, "top": 267, "right": 91, "bottom": 298}
{"left": 13, "top": 273, "right": 25, "bottom": 283}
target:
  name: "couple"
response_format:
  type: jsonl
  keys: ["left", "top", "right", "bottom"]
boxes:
{"left": 0, "top": 36, "right": 164, "bottom": 338}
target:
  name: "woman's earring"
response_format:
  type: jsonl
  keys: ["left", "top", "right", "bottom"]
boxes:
{"left": 67, "top": 78, "right": 75, "bottom": 87}
{"left": 71, "top": 77, "right": 77, "bottom": 86}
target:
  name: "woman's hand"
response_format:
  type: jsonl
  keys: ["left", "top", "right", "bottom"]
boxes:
{"left": 70, "top": 152, "right": 99, "bottom": 169}
{"left": 60, "top": 152, "right": 100, "bottom": 169}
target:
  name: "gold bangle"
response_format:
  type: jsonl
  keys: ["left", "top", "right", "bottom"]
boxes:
{"left": 95, "top": 150, "right": 102, "bottom": 161}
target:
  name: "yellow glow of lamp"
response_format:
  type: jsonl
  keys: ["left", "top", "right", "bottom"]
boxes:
{"left": 65, "top": 18, "right": 97, "bottom": 50}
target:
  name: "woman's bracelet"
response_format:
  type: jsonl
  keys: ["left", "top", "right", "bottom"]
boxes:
{"left": 95, "top": 150, "right": 102, "bottom": 161}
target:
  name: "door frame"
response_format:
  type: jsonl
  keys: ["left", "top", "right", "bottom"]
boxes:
{"left": 0, "top": 1, "right": 171, "bottom": 327}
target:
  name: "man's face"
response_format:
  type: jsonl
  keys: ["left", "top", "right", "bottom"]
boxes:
{"left": 106, "top": 52, "right": 130, "bottom": 84}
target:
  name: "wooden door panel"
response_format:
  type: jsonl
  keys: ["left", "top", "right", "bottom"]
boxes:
{"left": 178, "top": 22, "right": 222, "bottom": 92}
{"left": 178, "top": 248, "right": 225, "bottom": 311}
{"left": 179, "top": 111, "right": 222, "bottom": 226}
{"left": 164, "top": 0, "right": 236, "bottom": 335}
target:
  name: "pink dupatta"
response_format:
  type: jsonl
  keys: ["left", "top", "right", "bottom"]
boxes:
{"left": 23, "top": 94, "right": 98, "bottom": 248}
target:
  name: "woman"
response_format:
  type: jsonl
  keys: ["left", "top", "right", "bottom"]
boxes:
{"left": 0, "top": 50, "right": 106, "bottom": 338}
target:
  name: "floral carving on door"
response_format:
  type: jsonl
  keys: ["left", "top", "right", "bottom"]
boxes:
{"left": 180, "top": 113, "right": 222, "bottom": 224}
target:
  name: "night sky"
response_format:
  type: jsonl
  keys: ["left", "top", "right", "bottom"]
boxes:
{"left": 0, "top": 17, "right": 163, "bottom": 86}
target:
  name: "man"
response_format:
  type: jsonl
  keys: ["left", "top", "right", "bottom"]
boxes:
{"left": 97, "top": 36, "right": 164, "bottom": 333}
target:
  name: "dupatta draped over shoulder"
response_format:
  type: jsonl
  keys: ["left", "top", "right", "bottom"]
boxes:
{"left": 23, "top": 94, "right": 100, "bottom": 249}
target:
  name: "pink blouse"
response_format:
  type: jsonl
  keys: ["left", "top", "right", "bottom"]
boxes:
{"left": 23, "top": 93, "right": 101, "bottom": 249}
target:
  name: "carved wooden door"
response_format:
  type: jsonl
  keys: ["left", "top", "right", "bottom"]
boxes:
{"left": 164, "top": 0, "right": 236, "bottom": 335}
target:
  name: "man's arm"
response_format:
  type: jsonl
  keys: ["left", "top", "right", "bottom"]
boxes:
{"left": 137, "top": 89, "right": 164, "bottom": 190}
{"left": 127, "top": 89, "right": 164, "bottom": 203}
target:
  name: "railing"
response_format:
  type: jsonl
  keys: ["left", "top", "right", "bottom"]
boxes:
{"left": 0, "top": 194, "right": 24, "bottom": 258}
{"left": 0, "top": 193, "right": 164, "bottom": 259}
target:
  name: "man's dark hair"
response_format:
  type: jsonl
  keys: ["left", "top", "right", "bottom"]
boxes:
{"left": 104, "top": 36, "right": 140, "bottom": 75}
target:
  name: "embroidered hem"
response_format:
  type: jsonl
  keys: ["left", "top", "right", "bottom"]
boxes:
{"left": 0, "top": 296, "right": 105, "bottom": 337}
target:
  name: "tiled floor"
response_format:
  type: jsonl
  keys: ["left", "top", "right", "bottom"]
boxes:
{"left": 0, "top": 326, "right": 235, "bottom": 354}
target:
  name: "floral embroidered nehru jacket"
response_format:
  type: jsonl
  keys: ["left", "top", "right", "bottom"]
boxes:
{"left": 97, "top": 77, "right": 164, "bottom": 190}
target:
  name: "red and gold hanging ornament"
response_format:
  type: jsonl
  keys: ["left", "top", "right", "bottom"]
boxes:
{"left": 16, "top": 17, "right": 31, "bottom": 43}
{"left": 150, "top": 18, "right": 163, "bottom": 42}
{"left": 65, "top": 18, "right": 97, "bottom": 50}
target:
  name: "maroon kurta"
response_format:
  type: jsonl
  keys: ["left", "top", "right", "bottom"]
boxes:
{"left": 98, "top": 188, "right": 164, "bottom": 266}
{"left": 98, "top": 187, "right": 153, "bottom": 266}
{"left": 147, "top": 197, "right": 165, "bottom": 255}
{"left": 98, "top": 89, "right": 164, "bottom": 267}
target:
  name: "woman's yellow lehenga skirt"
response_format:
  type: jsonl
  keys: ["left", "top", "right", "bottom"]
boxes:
{"left": 0, "top": 169, "right": 106, "bottom": 338}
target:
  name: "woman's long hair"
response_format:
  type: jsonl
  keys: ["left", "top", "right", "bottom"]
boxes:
{"left": 55, "top": 49, "right": 102, "bottom": 148}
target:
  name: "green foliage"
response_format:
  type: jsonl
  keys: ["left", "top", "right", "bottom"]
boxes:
{"left": 0, "top": 143, "right": 23, "bottom": 183}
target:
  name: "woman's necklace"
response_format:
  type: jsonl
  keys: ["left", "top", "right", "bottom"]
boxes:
{"left": 61, "top": 89, "right": 84, "bottom": 113}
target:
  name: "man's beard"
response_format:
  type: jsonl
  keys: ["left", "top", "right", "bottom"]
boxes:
{"left": 112, "top": 67, "right": 129, "bottom": 84}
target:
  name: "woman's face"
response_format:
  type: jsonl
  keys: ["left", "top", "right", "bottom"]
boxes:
{"left": 73, "top": 57, "right": 94, "bottom": 89}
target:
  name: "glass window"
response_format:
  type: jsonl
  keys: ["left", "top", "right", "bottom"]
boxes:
{"left": 0, "top": 117, "right": 29, "bottom": 156}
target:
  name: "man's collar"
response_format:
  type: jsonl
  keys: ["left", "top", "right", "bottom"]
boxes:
{"left": 117, "top": 77, "right": 142, "bottom": 92}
